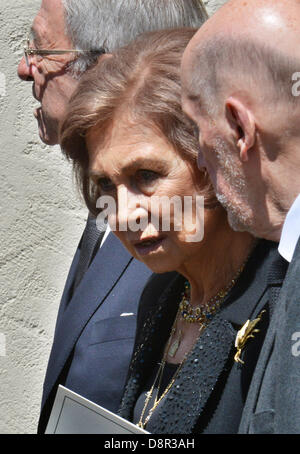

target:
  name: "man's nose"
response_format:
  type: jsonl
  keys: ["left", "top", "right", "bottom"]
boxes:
{"left": 17, "top": 56, "right": 33, "bottom": 81}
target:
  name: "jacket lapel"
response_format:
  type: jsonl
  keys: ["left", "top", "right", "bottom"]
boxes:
{"left": 238, "top": 249, "right": 289, "bottom": 433}
{"left": 42, "top": 232, "right": 133, "bottom": 408}
{"left": 273, "top": 238, "right": 300, "bottom": 433}
{"left": 55, "top": 245, "right": 81, "bottom": 319}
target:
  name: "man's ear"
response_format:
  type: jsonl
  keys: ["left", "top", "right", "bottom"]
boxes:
{"left": 225, "top": 96, "right": 256, "bottom": 162}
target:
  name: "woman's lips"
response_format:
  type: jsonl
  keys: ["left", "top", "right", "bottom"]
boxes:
{"left": 133, "top": 236, "right": 166, "bottom": 256}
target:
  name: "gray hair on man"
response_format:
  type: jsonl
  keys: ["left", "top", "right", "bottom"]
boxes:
{"left": 62, "top": 0, "right": 208, "bottom": 75}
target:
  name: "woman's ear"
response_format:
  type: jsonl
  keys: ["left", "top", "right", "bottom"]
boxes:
{"left": 225, "top": 96, "right": 256, "bottom": 162}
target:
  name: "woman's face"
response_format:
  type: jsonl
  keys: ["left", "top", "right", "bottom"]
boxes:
{"left": 87, "top": 121, "right": 215, "bottom": 273}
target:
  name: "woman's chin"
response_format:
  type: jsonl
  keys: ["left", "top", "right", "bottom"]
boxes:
{"left": 120, "top": 235, "right": 178, "bottom": 273}
{"left": 138, "top": 255, "right": 177, "bottom": 274}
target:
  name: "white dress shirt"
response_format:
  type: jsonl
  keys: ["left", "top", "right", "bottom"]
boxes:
{"left": 100, "top": 223, "right": 111, "bottom": 248}
{"left": 278, "top": 194, "right": 300, "bottom": 263}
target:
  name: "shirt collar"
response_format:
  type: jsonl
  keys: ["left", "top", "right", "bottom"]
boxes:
{"left": 100, "top": 223, "right": 111, "bottom": 248}
{"left": 278, "top": 194, "right": 300, "bottom": 263}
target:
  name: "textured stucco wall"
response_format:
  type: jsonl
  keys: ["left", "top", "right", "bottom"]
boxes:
{"left": 0, "top": 0, "right": 86, "bottom": 434}
{"left": 0, "top": 0, "right": 227, "bottom": 434}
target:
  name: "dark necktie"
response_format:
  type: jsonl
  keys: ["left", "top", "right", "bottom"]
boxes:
{"left": 73, "top": 213, "right": 106, "bottom": 290}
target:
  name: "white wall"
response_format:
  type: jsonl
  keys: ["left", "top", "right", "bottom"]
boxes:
{"left": 0, "top": 0, "right": 86, "bottom": 434}
{"left": 0, "top": 0, "right": 227, "bottom": 434}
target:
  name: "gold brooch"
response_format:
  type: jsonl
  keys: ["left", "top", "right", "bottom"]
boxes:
{"left": 234, "top": 310, "right": 266, "bottom": 364}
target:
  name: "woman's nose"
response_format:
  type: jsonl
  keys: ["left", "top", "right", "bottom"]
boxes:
{"left": 117, "top": 187, "right": 148, "bottom": 232}
{"left": 17, "top": 56, "right": 33, "bottom": 81}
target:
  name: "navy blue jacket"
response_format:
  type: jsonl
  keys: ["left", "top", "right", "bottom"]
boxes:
{"left": 37, "top": 231, "right": 153, "bottom": 433}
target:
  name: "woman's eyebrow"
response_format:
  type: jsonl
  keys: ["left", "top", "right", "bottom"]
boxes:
{"left": 121, "top": 158, "right": 169, "bottom": 173}
{"left": 88, "top": 158, "right": 169, "bottom": 179}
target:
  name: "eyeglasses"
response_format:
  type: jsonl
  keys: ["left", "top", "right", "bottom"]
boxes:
{"left": 23, "top": 37, "right": 106, "bottom": 67}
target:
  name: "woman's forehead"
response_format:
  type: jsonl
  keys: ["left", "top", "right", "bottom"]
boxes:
{"left": 87, "top": 120, "right": 176, "bottom": 163}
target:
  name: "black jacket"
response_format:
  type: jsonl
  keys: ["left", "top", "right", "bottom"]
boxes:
{"left": 239, "top": 237, "right": 300, "bottom": 433}
{"left": 119, "top": 240, "right": 287, "bottom": 434}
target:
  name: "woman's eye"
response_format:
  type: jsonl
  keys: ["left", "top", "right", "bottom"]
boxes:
{"left": 97, "top": 177, "right": 115, "bottom": 193}
{"left": 136, "top": 170, "right": 159, "bottom": 186}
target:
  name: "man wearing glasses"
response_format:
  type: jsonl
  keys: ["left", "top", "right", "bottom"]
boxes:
{"left": 17, "top": 0, "right": 208, "bottom": 433}
{"left": 18, "top": 2, "right": 105, "bottom": 146}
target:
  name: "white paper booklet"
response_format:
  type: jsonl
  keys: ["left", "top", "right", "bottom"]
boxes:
{"left": 45, "top": 385, "right": 149, "bottom": 434}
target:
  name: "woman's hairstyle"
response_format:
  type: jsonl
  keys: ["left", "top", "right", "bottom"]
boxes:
{"left": 60, "top": 27, "right": 218, "bottom": 214}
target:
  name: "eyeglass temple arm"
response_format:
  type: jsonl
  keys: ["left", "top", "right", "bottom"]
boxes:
{"left": 25, "top": 48, "right": 105, "bottom": 56}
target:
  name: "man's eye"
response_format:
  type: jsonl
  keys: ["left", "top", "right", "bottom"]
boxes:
{"left": 97, "top": 177, "right": 115, "bottom": 193}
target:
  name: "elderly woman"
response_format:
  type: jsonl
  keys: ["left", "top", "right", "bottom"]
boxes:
{"left": 60, "top": 29, "right": 286, "bottom": 434}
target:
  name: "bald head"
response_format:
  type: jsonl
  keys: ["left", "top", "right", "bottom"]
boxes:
{"left": 182, "top": 0, "right": 300, "bottom": 116}
{"left": 181, "top": 0, "right": 300, "bottom": 241}
{"left": 184, "top": 0, "right": 300, "bottom": 58}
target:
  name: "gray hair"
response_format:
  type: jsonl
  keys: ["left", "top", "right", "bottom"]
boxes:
{"left": 62, "top": 0, "right": 208, "bottom": 75}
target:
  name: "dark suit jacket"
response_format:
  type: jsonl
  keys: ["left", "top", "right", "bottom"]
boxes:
{"left": 119, "top": 240, "right": 287, "bottom": 434}
{"left": 239, "top": 237, "right": 300, "bottom": 434}
{"left": 37, "top": 231, "right": 153, "bottom": 434}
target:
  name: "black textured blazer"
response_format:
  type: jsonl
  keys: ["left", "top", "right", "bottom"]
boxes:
{"left": 119, "top": 240, "right": 288, "bottom": 434}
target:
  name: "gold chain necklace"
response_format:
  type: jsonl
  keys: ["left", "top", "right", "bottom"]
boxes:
{"left": 168, "top": 257, "right": 248, "bottom": 358}
{"left": 137, "top": 307, "right": 185, "bottom": 430}
{"left": 137, "top": 251, "right": 252, "bottom": 430}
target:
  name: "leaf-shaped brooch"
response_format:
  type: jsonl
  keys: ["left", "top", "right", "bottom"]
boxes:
{"left": 234, "top": 310, "right": 266, "bottom": 364}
